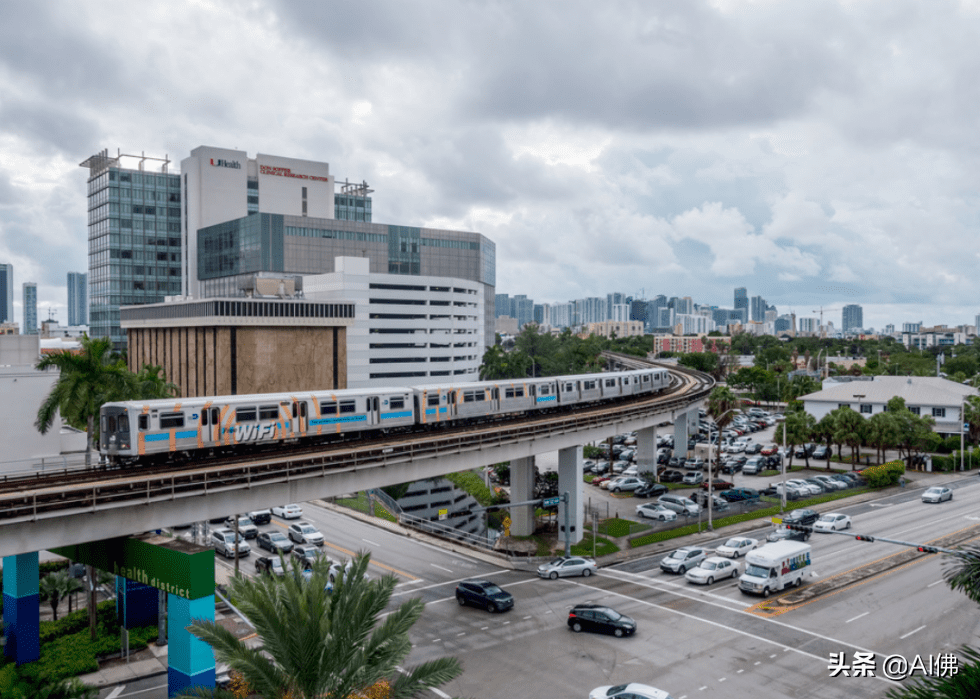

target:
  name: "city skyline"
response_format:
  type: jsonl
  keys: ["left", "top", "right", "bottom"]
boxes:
{"left": 4, "top": 2, "right": 980, "bottom": 333}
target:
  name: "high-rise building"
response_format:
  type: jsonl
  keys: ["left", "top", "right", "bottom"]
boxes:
{"left": 67, "top": 271, "right": 88, "bottom": 326}
{"left": 80, "top": 149, "right": 182, "bottom": 348}
{"left": 750, "top": 295, "right": 767, "bottom": 322}
{"left": 22, "top": 282, "right": 37, "bottom": 335}
{"left": 842, "top": 304, "right": 864, "bottom": 332}
{"left": 902, "top": 321, "right": 922, "bottom": 333}
{"left": 734, "top": 287, "right": 748, "bottom": 316}
{"left": 0, "top": 263, "right": 12, "bottom": 324}
{"left": 606, "top": 292, "right": 626, "bottom": 319}
{"left": 799, "top": 317, "right": 818, "bottom": 333}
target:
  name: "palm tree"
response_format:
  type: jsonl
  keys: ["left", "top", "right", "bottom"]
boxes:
{"left": 178, "top": 553, "right": 461, "bottom": 699}
{"left": 706, "top": 386, "right": 740, "bottom": 466}
{"left": 39, "top": 570, "right": 76, "bottom": 622}
{"left": 35, "top": 335, "right": 135, "bottom": 467}
{"left": 133, "top": 364, "right": 179, "bottom": 399}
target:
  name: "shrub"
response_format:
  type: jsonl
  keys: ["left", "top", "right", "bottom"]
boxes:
{"left": 444, "top": 471, "right": 496, "bottom": 507}
{"left": 860, "top": 460, "right": 905, "bottom": 487}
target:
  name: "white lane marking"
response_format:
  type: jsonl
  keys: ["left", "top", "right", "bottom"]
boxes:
{"left": 900, "top": 625, "right": 926, "bottom": 639}
{"left": 106, "top": 687, "right": 126, "bottom": 699}
{"left": 846, "top": 612, "right": 869, "bottom": 623}
{"left": 392, "top": 569, "right": 512, "bottom": 596}
{"left": 754, "top": 661, "right": 761, "bottom": 665}
{"left": 396, "top": 664, "right": 452, "bottom": 699}
{"left": 456, "top": 631, "right": 466, "bottom": 636}
{"left": 117, "top": 686, "right": 167, "bottom": 698}
{"left": 770, "top": 654, "right": 777, "bottom": 658}
{"left": 737, "top": 669, "right": 744, "bottom": 674}
{"left": 362, "top": 538, "right": 380, "bottom": 547}
{"left": 523, "top": 615, "right": 532, "bottom": 620}
{"left": 428, "top": 577, "right": 539, "bottom": 605}
{"left": 503, "top": 620, "right": 510, "bottom": 625}
{"left": 928, "top": 580, "right": 945, "bottom": 588}
{"left": 430, "top": 563, "right": 453, "bottom": 573}
{"left": 395, "top": 578, "right": 423, "bottom": 588}
{"left": 481, "top": 626, "right": 489, "bottom": 630}
{"left": 432, "top": 638, "right": 441, "bottom": 643}
{"left": 718, "top": 677, "right": 727, "bottom": 682}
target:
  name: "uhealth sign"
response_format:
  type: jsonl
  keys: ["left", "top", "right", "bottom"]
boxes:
{"left": 52, "top": 534, "right": 214, "bottom": 600}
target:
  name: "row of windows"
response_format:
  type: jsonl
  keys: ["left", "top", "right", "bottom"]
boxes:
{"left": 285, "top": 226, "right": 387, "bottom": 243}
{"left": 839, "top": 403, "right": 947, "bottom": 417}
{"left": 120, "top": 299, "right": 355, "bottom": 321}
{"left": 421, "top": 238, "right": 481, "bottom": 250}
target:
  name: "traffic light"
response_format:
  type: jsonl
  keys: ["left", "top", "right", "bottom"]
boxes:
{"left": 916, "top": 545, "right": 940, "bottom": 554}
{"left": 785, "top": 523, "right": 811, "bottom": 532}
{"left": 854, "top": 534, "right": 875, "bottom": 542}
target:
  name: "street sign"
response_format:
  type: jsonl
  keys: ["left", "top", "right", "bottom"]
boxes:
{"left": 543, "top": 497, "right": 560, "bottom": 508}
{"left": 771, "top": 517, "right": 782, "bottom": 524}
{"left": 438, "top": 509, "right": 448, "bottom": 520}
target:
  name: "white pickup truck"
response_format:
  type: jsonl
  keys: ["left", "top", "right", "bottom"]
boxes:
{"left": 738, "top": 540, "right": 811, "bottom": 597}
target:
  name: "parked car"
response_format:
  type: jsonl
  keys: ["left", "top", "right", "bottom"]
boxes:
{"left": 741, "top": 457, "right": 764, "bottom": 475}
{"left": 685, "top": 556, "right": 740, "bottom": 585}
{"left": 658, "top": 494, "right": 700, "bottom": 516}
{"left": 248, "top": 509, "right": 272, "bottom": 525}
{"left": 690, "top": 492, "right": 729, "bottom": 511}
{"left": 211, "top": 529, "right": 250, "bottom": 558}
{"left": 721, "top": 459, "right": 744, "bottom": 475}
{"left": 224, "top": 515, "right": 258, "bottom": 539}
{"left": 254, "top": 555, "right": 285, "bottom": 577}
{"left": 681, "top": 472, "right": 704, "bottom": 486}
{"left": 455, "top": 579, "right": 514, "bottom": 613}
{"left": 660, "top": 470, "right": 685, "bottom": 483}
{"left": 745, "top": 443, "right": 763, "bottom": 455}
{"left": 760, "top": 444, "right": 778, "bottom": 456}
{"left": 591, "top": 476, "right": 613, "bottom": 487}
{"left": 812, "top": 445, "right": 829, "bottom": 459}
{"left": 700, "top": 478, "right": 734, "bottom": 491}
{"left": 634, "top": 481, "right": 668, "bottom": 498}
{"left": 814, "top": 513, "right": 852, "bottom": 532}
{"left": 812, "top": 474, "right": 846, "bottom": 491}
{"left": 715, "top": 537, "right": 758, "bottom": 558}
{"left": 257, "top": 530, "right": 294, "bottom": 554}
{"left": 660, "top": 546, "right": 707, "bottom": 574}
{"left": 589, "top": 684, "right": 672, "bottom": 699}
{"left": 292, "top": 544, "right": 329, "bottom": 569}
{"left": 685, "top": 457, "right": 705, "bottom": 470}
{"left": 719, "top": 487, "right": 760, "bottom": 502}
{"left": 567, "top": 604, "right": 636, "bottom": 637}
{"left": 272, "top": 504, "right": 304, "bottom": 519}
{"left": 922, "top": 486, "right": 953, "bottom": 503}
{"left": 786, "top": 479, "right": 821, "bottom": 497}
{"left": 537, "top": 556, "right": 597, "bottom": 579}
{"left": 635, "top": 503, "right": 677, "bottom": 521}
{"left": 608, "top": 476, "right": 647, "bottom": 494}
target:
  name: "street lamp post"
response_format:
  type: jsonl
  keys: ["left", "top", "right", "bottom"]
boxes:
{"left": 710, "top": 408, "right": 739, "bottom": 531}
{"left": 961, "top": 399, "right": 966, "bottom": 472}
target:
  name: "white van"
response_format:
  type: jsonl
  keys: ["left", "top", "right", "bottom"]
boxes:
{"left": 738, "top": 541, "right": 811, "bottom": 597}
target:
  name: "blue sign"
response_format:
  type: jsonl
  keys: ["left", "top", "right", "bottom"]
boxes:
{"left": 543, "top": 497, "right": 560, "bottom": 507}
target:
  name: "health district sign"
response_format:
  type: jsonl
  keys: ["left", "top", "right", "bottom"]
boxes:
{"left": 52, "top": 533, "right": 214, "bottom": 600}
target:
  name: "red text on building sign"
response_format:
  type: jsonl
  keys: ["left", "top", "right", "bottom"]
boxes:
{"left": 260, "top": 165, "right": 330, "bottom": 182}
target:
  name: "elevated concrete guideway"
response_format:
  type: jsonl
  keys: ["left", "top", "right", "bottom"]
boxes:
{"left": 0, "top": 361, "right": 712, "bottom": 558}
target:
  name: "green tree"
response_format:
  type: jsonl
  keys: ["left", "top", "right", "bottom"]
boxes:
{"left": 706, "top": 386, "right": 740, "bottom": 466}
{"left": 178, "top": 553, "right": 461, "bottom": 699}
{"left": 833, "top": 407, "right": 866, "bottom": 469}
{"left": 784, "top": 410, "right": 816, "bottom": 468}
{"left": 38, "top": 570, "right": 81, "bottom": 622}
{"left": 964, "top": 395, "right": 980, "bottom": 447}
{"left": 132, "top": 364, "right": 179, "bottom": 399}
{"left": 866, "top": 411, "right": 901, "bottom": 465}
{"left": 678, "top": 352, "right": 719, "bottom": 375}
{"left": 34, "top": 335, "right": 135, "bottom": 468}
{"left": 813, "top": 413, "right": 837, "bottom": 470}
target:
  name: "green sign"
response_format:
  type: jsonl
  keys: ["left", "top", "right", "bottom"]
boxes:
{"left": 52, "top": 533, "right": 214, "bottom": 600}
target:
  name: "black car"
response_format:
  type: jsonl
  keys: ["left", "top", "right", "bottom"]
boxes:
{"left": 249, "top": 509, "right": 272, "bottom": 525}
{"left": 256, "top": 530, "right": 294, "bottom": 554}
{"left": 720, "top": 461, "right": 743, "bottom": 475}
{"left": 455, "top": 579, "right": 514, "bottom": 613}
{"left": 768, "top": 526, "right": 809, "bottom": 543}
{"left": 720, "top": 487, "right": 760, "bottom": 502}
{"left": 567, "top": 604, "right": 636, "bottom": 637}
{"left": 660, "top": 470, "right": 685, "bottom": 483}
{"left": 812, "top": 445, "right": 829, "bottom": 459}
{"left": 745, "top": 443, "right": 763, "bottom": 455}
{"left": 634, "top": 482, "right": 668, "bottom": 498}
{"left": 784, "top": 508, "right": 819, "bottom": 526}
{"left": 254, "top": 556, "right": 285, "bottom": 577}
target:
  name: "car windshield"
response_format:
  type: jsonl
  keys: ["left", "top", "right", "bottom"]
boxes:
{"left": 300, "top": 525, "right": 316, "bottom": 533}
{"left": 818, "top": 515, "right": 835, "bottom": 522}
{"left": 926, "top": 488, "right": 942, "bottom": 495}
{"left": 701, "top": 562, "right": 718, "bottom": 570}
{"left": 270, "top": 533, "right": 287, "bottom": 541}
{"left": 724, "top": 539, "right": 742, "bottom": 547}
{"left": 668, "top": 550, "right": 692, "bottom": 560}
{"left": 745, "top": 564, "right": 770, "bottom": 577}
{"left": 482, "top": 583, "right": 504, "bottom": 595}
{"left": 548, "top": 558, "right": 567, "bottom": 566}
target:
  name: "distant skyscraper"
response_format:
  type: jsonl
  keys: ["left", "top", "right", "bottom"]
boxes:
{"left": 750, "top": 295, "right": 767, "bottom": 322}
{"left": 0, "top": 263, "right": 12, "bottom": 323}
{"left": 23, "top": 282, "right": 37, "bottom": 335}
{"left": 67, "top": 271, "right": 88, "bottom": 326}
{"left": 734, "top": 287, "right": 748, "bottom": 316}
{"left": 842, "top": 304, "right": 863, "bottom": 332}
{"left": 903, "top": 321, "right": 922, "bottom": 333}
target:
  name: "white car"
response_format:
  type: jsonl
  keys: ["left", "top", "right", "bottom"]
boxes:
{"left": 536, "top": 556, "right": 597, "bottom": 579}
{"left": 715, "top": 537, "right": 758, "bottom": 559}
{"left": 922, "top": 487, "right": 953, "bottom": 503}
{"left": 272, "top": 504, "right": 304, "bottom": 519}
{"left": 814, "top": 513, "right": 851, "bottom": 532}
{"left": 288, "top": 521, "right": 325, "bottom": 545}
{"left": 590, "top": 684, "right": 673, "bottom": 699}
{"left": 787, "top": 479, "right": 821, "bottom": 497}
{"left": 685, "top": 557, "right": 740, "bottom": 585}
{"left": 635, "top": 503, "right": 677, "bottom": 521}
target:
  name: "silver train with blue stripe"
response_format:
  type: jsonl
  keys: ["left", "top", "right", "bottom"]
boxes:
{"left": 99, "top": 368, "right": 670, "bottom": 466}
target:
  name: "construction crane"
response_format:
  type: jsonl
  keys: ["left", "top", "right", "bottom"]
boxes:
{"left": 813, "top": 306, "right": 842, "bottom": 339}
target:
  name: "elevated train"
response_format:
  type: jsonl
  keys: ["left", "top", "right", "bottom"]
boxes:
{"left": 99, "top": 367, "right": 671, "bottom": 467}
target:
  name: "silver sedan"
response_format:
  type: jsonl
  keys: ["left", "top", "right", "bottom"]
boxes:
{"left": 922, "top": 486, "right": 953, "bottom": 503}
{"left": 536, "top": 556, "right": 597, "bottom": 579}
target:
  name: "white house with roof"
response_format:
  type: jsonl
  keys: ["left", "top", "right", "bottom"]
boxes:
{"left": 801, "top": 376, "right": 977, "bottom": 437}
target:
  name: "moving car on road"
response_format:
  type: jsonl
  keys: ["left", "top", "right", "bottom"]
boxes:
{"left": 567, "top": 604, "right": 636, "bottom": 637}
{"left": 814, "top": 513, "right": 851, "bottom": 532}
{"left": 922, "top": 486, "right": 953, "bottom": 503}
{"left": 272, "top": 504, "right": 304, "bottom": 519}
{"left": 537, "top": 556, "right": 597, "bottom": 579}
{"left": 455, "top": 579, "right": 514, "bottom": 613}
{"left": 715, "top": 537, "right": 758, "bottom": 558}
{"left": 685, "top": 556, "right": 740, "bottom": 585}
{"left": 257, "top": 530, "right": 294, "bottom": 554}
{"left": 590, "top": 684, "right": 673, "bottom": 699}
{"left": 254, "top": 556, "right": 285, "bottom": 577}
{"left": 287, "top": 522, "right": 325, "bottom": 546}
{"left": 660, "top": 546, "right": 707, "bottom": 574}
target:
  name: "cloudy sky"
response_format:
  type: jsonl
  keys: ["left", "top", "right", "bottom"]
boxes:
{"left": 2, "top": 0, "right": 980, "bottom": 332}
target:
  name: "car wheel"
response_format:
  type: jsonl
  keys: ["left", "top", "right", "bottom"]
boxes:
{"left": 731, "top": 569, "right": 738, "bottom": 579}
{"left": 845, "top": 522, "right": 851, "bottom": 530}
{"left": 659, "top": 515, "right": 666, "bottom": 521}
{"left": 707, "top": 576, "right": 714, "bottom": 585}
{"left": 572, "top": 622, "right": 583, "bottom": 633}
{"left": 679, "top": 565, "right": 687, "bottom": 574}
{"left": 549, "top": 571, "right": 558, "bottom": 580}
{"left": 582, "top": 568, "right": 592, "bottom": 578}
{"left": 456, "top": 595, "right": 465, "bottom": 607}
{"left": 614, "top": 628, "right": 624, "bottom": 638}
{"left": 762, "top": 587, "right": 771, "bottom": 598}
{"left": 733, "top": 551, "right": 740, "bottom": 558}
{"left": 794, "top": 576, "right": 802, "bottom": 588}
{"left": 486, "top": 602, "right": 496, "bottom": 613}
{"left": 613, "top": 488, "right": 620, "bottom": 493}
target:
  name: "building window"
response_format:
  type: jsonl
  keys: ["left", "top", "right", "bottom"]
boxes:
{"left": 837, "top": 403, "right": 849, "bottom": 409}
{"left": 933, "top": 407, "right": 946, "bottom": 418}
{"left": 860, "top": 404, "right": 872, "bottom": 414}
{"left": 909, "top": 406, "right": 920, "bottom": 415}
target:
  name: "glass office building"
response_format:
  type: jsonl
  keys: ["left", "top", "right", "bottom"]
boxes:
{"left": 22, "top": 282, "right": 37, "bottom": 335}
{"left": 67, "top": 271, "right": 88, "bottom": 326}
{"left": 80, "top": 150, "right": 182, "bottom": 348}
{"left": 0, "top": 263, "right": 12, "bottom": 324}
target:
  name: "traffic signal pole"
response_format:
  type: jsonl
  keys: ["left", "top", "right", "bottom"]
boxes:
{"left": 782, "top": 524, "right": 972, "bottom": 557}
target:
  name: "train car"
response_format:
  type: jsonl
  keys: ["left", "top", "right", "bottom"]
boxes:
{"left": 100, "top": 387, "right": 414, "bottom": 465}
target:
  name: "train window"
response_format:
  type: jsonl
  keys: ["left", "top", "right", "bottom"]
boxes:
{"left": 291, "top": 403, "right": 297, "bottom": 418}
{"left": 427, "top": 394, "right": 440, "bottom": 407}
{"left": 463, "top": 390, "right": 485, "bottom": 402}
{"left": 236, "top": 408, "right": 257, "bottom": 422}
{"left": 320, "top": 401, "right": 337, "bottom": 414}
{"left": 505, "top": 388, "right": 514, "bottom": 399}
{"left": 339, "top": 401, "right": 356, "bottom": 413}
{"left": 539, "top": 385, "right": 549, "bottom": 395}
{"left": 202, "top": 410, "right": 209, "bottom": 426}
{"left": 390, "top": 397, "right": 405, "bottom": 410}
{"left": 259, "top": 406, "right": 279, "bottom": 420}
{"left": 119, "top": 415, "right": 128, "bottom": 433}
{"left": 107, "top": 415, "right": 117, "bottom": 433}
{"left": 299, "top": 403, "right": 307, "bottom": 417}
{"left": 643, "top": 375, "right": 650, "bottom": 382}
{"left": 138, "top": 414, "right": 148, "bottom": 430}
{"left": 160, "top": 412, "right": 185, "bottom": 428}
{"left": 211, "top": 408, "right": 220, "bottom": 424}
{"left": 565, "top": 383, "right": 574, "bottom": 391}
{"left": 605, "top": 379, "right": 616, "bottom": 387}
{"left": 583, "top": 380, "right": 596, "bottom": 390}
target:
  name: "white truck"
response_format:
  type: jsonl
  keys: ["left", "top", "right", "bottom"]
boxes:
{"left": 738, "top": 540, "right": 811, "bottom": 597}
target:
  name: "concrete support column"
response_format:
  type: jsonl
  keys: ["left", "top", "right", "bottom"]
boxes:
{"left": 116, "top": 576, "right": 160, "bottom": 629}
{"left": 674, "top": 411, "right": 690, "bottom": 458}
{"left": 557, "top": 446, "right": 584, "bottom": 546}
{"left": 168, "top": 594, "right": 215, "bottom": 697}
{"left": 635, "top": 426, "right": 657, "bottom": 478}
{"left": 509, "top": 456, "right": 535, "bottom": 537}
{"left": 2, "top": 552, "right": 39, "bottom": 665}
